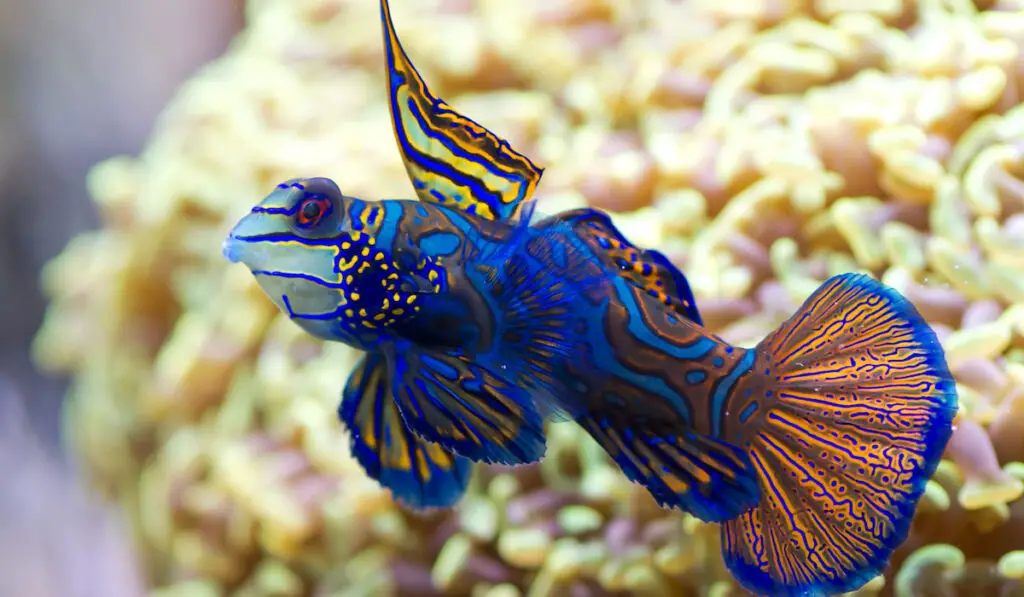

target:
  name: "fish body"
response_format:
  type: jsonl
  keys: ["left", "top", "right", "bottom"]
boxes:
{"left": 221, "top": 1, "right": 960, "bottom": 595}
{"left": 225, "top": 176, "right": 958, "bottom": 596}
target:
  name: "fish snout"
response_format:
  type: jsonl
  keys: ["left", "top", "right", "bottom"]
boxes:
{"left": 222, "top": 211, "right": 275, "bottom": 267}
{"left": 222, "top": 235, "right": 245, "bottom": 264}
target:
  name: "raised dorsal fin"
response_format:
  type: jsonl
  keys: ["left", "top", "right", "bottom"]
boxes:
{"left": 380, "top": 0, "right": 544, "bottom": 222}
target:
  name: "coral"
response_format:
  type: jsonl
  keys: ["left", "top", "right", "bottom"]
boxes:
{"left": 32, "top": 0, "right": 1024, "bottom": 595}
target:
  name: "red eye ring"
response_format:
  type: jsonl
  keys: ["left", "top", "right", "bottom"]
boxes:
{"left": 296, "top": 196, "right": 332, "bottom": 228}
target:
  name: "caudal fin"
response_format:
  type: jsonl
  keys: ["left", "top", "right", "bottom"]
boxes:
{"left": 340, "top": 353, "right": 473, "bottom": 509}
{"left": 721, "top": 273, "right": 958, "bottom": 597}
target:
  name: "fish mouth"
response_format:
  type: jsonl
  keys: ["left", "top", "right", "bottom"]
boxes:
{"left": 222, "top": 234, "right": 245, "bottom": 264}
{"left": 223, "top": 210, "right": 279, "bottom": 267}
{"left": 222, "top": 233, "right": 268, "bottom": 269}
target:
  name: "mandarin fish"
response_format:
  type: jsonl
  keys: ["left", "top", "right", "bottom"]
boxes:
{"left": 221, "top": 1, "right": 959, "bottom": 595}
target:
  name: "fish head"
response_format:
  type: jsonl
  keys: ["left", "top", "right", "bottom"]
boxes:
{"left": 224, "top": 177, "right": 426, "bottom": 347}
{"left": 223, "top": 177, "right": 364, "bottom": 341}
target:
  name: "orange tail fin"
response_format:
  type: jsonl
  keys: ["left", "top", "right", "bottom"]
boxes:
{"left": 722, "top": 273, "right": 957, "bottom": 596}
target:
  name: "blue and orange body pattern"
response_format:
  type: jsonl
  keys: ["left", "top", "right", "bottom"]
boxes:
{"left": 221, "top": 1, "right": 959, "bottom": 595}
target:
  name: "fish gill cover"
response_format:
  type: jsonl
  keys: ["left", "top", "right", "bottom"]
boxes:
{"left": 31, "top": 0, "right": 1024, "bottom": 596}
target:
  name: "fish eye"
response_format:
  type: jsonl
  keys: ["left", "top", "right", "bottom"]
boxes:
{"left": 295, "top": 195, "right": 332, "bottom": 229}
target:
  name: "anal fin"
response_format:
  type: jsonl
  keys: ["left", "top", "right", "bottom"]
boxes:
{"left": 578, "top": 415, "right": 761, "bottom": 523}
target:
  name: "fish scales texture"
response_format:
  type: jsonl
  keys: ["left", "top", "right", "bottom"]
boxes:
{"left": 221, "top": 0, "right": 960, "bottom": 595}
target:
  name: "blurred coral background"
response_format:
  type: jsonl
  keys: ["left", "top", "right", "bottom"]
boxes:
{"left": 0, "top": 0, "right": 242, "bottom": 594}
{"left": 7, "top": 0, "right": 1024, "bottom": 596}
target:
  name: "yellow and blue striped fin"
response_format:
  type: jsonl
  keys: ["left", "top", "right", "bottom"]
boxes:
{"left": 578, "top": 414, "right": 761, "bottom": 523}
{"left": 386, "top": 344, "right": 546, "bottom": 465}
{"left": 339, "top": 352, "right": 473, "bottom": 509}
{"left": 380, "top": 0, "right": 544, "bottom": 222}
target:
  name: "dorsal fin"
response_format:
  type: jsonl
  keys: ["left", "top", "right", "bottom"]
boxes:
{"left": 538, "top": 208, "right": 704, "bottom": 325}
{"left": 380, "top": 0, "right": 544, "bottom": 222}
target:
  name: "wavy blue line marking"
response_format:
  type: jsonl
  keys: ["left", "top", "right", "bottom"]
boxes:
{"left": 710, "top": 350, "right": 755, "bottom": 438}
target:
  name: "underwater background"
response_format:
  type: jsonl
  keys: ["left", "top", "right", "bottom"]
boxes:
{"left": 3, "top": 0, "right": 1024, "bottom": 595}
